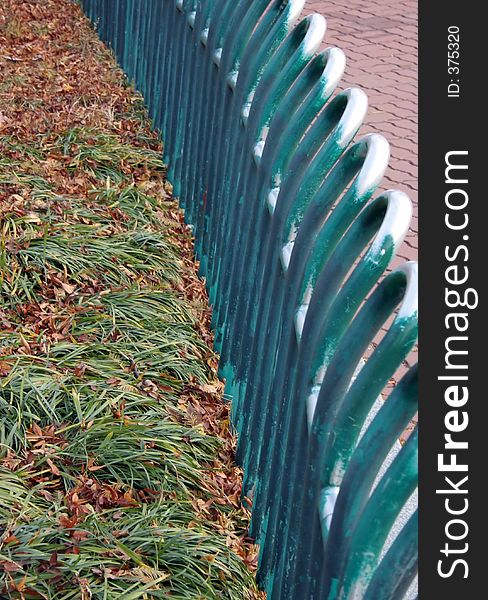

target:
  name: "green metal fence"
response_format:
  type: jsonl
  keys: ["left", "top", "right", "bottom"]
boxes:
{"left": 80, "top": 1, "right": 418, "bottom": 598}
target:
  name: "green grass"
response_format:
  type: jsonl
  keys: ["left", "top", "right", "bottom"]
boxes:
{"left": 0, "top": 124, "right": 258, "bottom": 598}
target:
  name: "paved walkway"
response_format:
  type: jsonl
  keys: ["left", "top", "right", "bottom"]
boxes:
{"left": 304, "top": 0, "right": 418, "bottom": 265}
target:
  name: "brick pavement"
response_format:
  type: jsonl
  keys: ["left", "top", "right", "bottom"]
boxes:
{"left": 304, "top": 0, "right": 418, "bottom": 265}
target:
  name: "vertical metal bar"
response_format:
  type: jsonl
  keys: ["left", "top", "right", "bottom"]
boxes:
{"left": 233, "top": 89, "right": 367, "bottom": 459}
{"left": 332, "top": 428, "right": 418, "bottom": 600}
{"left": 273, "top": 216, "right": 414, "bottom": 599}
{"left": 207, "top": 15, "right": 326, "bottom": 318}
{"left": 250, "top": 135, "right": 389, "bottom": 544}
{"left": 179, "top": 0, "right": 228, "bottom": 214}
{"left": 284, "top": 270, "right": 417, "bottom": 599}
{"left": 185, "top": 0, "right": 237, "bottom": 222}
{"left": 199, "top": 0, "right": 304, "bottom": 278}
{"left": 212, "top": 47, "right": 345, "bottom": 355}
{"left": 364, "top": 511, "right": 418, "bottom": 600}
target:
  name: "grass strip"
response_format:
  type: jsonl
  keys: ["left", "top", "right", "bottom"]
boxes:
{"left": 1, "top": 1, "right": 261, "bottom": 597}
